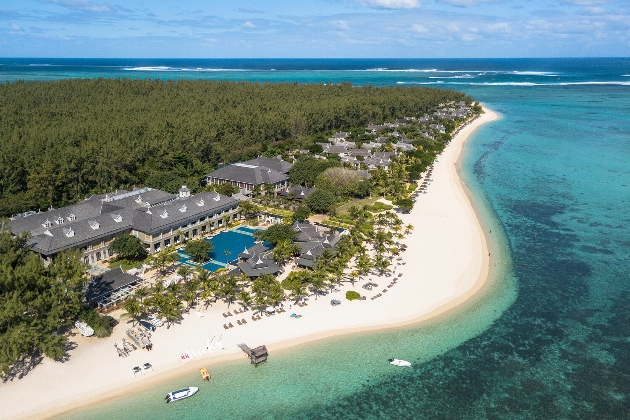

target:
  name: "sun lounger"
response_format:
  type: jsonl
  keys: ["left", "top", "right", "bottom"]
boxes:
{"left": 237, "top": 320, "right": 242, "bottom": 325}
{"left": 227, "top": 311, "right": 233, "bottom": 316}
{"left": 252, "top": 316, "right": 257, "bottom": 321}
{"left": 228, "top": 322, "right": 233, "bottom": 328}
{"left": 241, "top": 318, "right": 247, "bottom": 324}
{"left": 223, "top": 313, "right": 228, "bottom": 318}
{"left": 223, "top": 324, "right": 229, "bottom": 329}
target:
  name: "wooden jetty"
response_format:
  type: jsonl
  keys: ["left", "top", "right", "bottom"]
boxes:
{"left": 237, "top": 343, "right": 268, "bottom": 365}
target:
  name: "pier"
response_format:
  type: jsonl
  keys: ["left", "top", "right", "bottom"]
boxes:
{"left": 237, "top": 343, "right": 268, "bottom": 365}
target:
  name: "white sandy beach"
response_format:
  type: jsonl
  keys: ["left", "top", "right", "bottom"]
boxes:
{"left": 1, "top": 107, "right": 498, "bottom": 420}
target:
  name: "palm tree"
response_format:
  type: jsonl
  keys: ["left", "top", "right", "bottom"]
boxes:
{"left": 120, "top": 297, "right": 142, "bottom": 325}
{"left": 238, "top": 290, "right": 253, "bottom": 308}
{"left": 223, "top": 249, "right": 231, "bottom": 265}
{"left": 177, "top": 265, "right": 194, "bottom": 281}
{"left": 405, "top": 224, "right": 414, "bottom": 235}
{"left": 134, "top": 286, "right": 149, "bottom": 305}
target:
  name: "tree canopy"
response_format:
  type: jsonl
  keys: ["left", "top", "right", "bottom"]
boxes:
{"left": 0, "top": 230, "right": 87, "bottom": 376}
{"left": 0, "top": 78, "right": 471, "bottom": 217}
{"left": 109, "top": 234, "right": 147, "bottom": 261}
{"left": 304, "top": 189, "right": 338, "bottom": 214}
{"left": 254, "top": 223, "right": 297, "bottom": 246}
{"left": 185, "top": 239, "right": 213, "bottom": 262}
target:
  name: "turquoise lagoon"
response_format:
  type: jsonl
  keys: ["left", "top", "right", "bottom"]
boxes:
{"left": 10, "top": 58, "right": 625, "bottom": 418}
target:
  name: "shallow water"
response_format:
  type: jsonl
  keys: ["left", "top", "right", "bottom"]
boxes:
{"left": 7, "top": 58, "right": 628, "bottom": 419}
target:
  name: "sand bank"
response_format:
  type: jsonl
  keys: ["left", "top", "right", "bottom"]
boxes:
{"left": 1, "top": 107, "right": 498, "bottom": 420}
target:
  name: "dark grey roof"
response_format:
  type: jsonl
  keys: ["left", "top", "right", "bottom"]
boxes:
{"left": 322, "top": 145, "right": 350, "bottom": 154}
{"left": 348, "top": 148, "right": 371, "bottom": 157}
{"left": 278, "top": 185, "right": 315, "bottom": 200}
{"left": 293, "top": 222, "right": 326, "bottom": 242}
{"left": 15, "top": 188, "right": 237, "bottom": 256}
{"left": 237, "top": 260, "right": 281, "bottom": 277}
{"left": 242, "top": 157, "right": 293, "bottom": 174}
{"left": 239, "top": 242, "right": 271, "bottom": 259}
{"left": 85, "top": 267, "right": 142, "bottom": 301}
{"left": 130, "top": 191, "right": 238, "bottom": 234}
{"left": 206, "top": 163, "right": 288, "bottom": 186}
{"left": 296, "top": 258, "right": 316, "bottom": 268}
{"left": 7, "top": 187, "right": 175, "bottom": 237}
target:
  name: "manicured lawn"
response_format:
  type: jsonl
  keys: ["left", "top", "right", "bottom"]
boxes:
{"left": 336, "top": 197, "right": 380, "bottom": 215}
{"left": 108, "top": 258, "right": 145, "bottom": 271}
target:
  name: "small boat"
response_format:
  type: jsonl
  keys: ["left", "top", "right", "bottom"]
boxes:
{"left": 200, "top": 367, "right": 211, "bottom": 381}
{"left": 165, "top": 387, "right": 199, "bottom": 403}
{"left": 389, "top": 358, "right": 412, "bottom": 367}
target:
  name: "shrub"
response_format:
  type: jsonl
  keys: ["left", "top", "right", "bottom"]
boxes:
{"left": 78, "top": 307, "right": 116, "bottom": 338}
{"left": 346, "top": 290, "right": 361, "bottom": 301}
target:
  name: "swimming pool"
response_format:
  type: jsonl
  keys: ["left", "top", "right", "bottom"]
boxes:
{"left": 176, "top": 227, "right": 268, "bottom": 272}
{"left": 234, "top": 226, "right": 263, "bottom": 234}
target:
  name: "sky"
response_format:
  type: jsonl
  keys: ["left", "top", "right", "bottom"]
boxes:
{"left": 1, "top": 0, "right": 629, "bottom": 58}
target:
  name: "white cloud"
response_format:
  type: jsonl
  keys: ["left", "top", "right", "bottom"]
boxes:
{"left": 332, "top": 20, "right": 350, "bottom": 30}
{"left": 10, "top": 23, "right": 22, "bottom": 31}
{"left": 411, "top": 23, "right": 428, "bottom": 32}
{"left": 243, "top": 21, "right": 256, "bottom": 28}
{"left": 437, "top": 0, "right": 499, "bottom": 6}
{"left": 349, "top": 0, "right": 421, "bottom": 9}
{"left": 44, "top": 0, "right": 113, "bottom": 13}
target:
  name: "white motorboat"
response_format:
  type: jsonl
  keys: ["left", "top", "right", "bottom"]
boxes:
{"left": 75, "top": 321, "right": 94, "bottom": 337}
{"left": 165, "top": 387, "right": 199, "bottom": 403}
{"left": 389, "top": 358, "right": 411, "bottom": 367}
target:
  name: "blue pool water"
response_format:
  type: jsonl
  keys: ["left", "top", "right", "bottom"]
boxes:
{"left": 234, "top": 226, "right": 262, "bottom": 234}
{"left": 34, "top": 58, "right": 630, "bottom": 419}
{"left": 205, "top": 230, "right": 258, "bottom": 264}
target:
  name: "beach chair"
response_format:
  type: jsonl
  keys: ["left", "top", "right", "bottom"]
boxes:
{"left": 222, "top": 313, "right": 228, "bottom": 318}
{"left": 228, "top": 322, "right": 234, "bottom": 328}
{"left": 132, "top": 366, "right": 141, "bottom": 376}
{"left": 241, "top": 318, "right": 247, "bottom": 324}
{"left": 223, "top": 324, "right": 229, "bottom": 329}
{"left": 237, "top": 320, "right": 242, "bottom": 325}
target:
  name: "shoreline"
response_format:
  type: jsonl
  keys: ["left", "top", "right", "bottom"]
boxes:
{"left": 4, "top": 107, "right": 499, "bottom": 420}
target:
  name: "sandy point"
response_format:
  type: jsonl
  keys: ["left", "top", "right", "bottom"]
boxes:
{"left": 1, "top": 106, "right": 500, "bottom": 420}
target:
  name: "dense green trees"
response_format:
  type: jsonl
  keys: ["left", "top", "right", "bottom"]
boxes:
{"left": 184, "top": 239, "right": 213, "bottom": 262}
{"left": 254, "top": 223, "right": 297, "bottom": 246}
{"left": 0, "top": 79, "right": 470, "bottom": 217}
{"left": 304, "top": 189, "right": 337, "bottom": 214}
{"left": 0, "top": 230, "right": 87, "bottom": 376}
{"left": 288, "top": 157, "right": 342, "bottom": 187}
{"left": 109, "top": 234, "right": 147, "bottom": 261}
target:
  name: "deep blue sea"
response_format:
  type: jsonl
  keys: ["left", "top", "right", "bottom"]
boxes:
{"left": 4, "top": 58, "right": 629, "bottom": 419}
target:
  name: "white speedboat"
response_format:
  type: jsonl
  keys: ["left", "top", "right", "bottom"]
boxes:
{"left": 389, "top": 358, "right": 411, "bottom": 367}
{"left": 165, "top": 387, "right": 199, "bottom": 403}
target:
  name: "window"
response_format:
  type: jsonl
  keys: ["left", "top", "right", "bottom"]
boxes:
{"left": 197, "top": 198, "right": 205, "bottom": 207}
{"left": 160, "top": 210, "right": 168, "bottom": 219}
{"left": 43, "top": 219, "right": 52, "bottom": 228}
{"left": 179, "top": 205, "right": 187, "bottom": 213}
{"left": 56, "top": 216, "right": 64, "bottom": 224}
{"left": 68, "top": 213, "right": 76, "bottom": 221}
{"left": 90, "top": 221, "right": 100, "bottom": 230}
{"left": 112, "top": 214, "right": 122, "bottom": 223}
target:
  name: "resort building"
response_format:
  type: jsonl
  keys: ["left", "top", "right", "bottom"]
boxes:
{"left": 205, "top": 157, "right": 292, "bottom": 193}
{"left": 85, "top": 267, "right": 144, "bottom": 311}
{"left": 8, "top": 186, "right": 239, "bottom": 264}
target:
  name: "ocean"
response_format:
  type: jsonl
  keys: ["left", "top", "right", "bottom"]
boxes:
{"left": 3, "top": 58, "right": 629, "bottom": 419}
